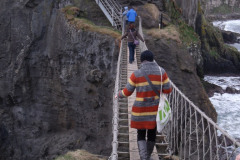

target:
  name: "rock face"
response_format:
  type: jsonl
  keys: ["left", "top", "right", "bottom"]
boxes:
{"left": 164, "top": 0, "right": 240, "bottom": 74}
{"left": 0, "top": 0, "right": 118, "bottom": 160}
{"left": 174, "top": 0, "right": 240, "bottom": 24}
{"left": 204, "top": 0, "right": 240, "bottom": 13}
{"left": 203, "top": 0, "right": 240, "bottom": 20}
{"left": 137, "top": 4, "right": 160, "bottom": 29}
{"left": 174, "top": 0, "right": 198, "bottom": 29}
{"left": 195, "top": 10, "right": 240, "bottom": 75}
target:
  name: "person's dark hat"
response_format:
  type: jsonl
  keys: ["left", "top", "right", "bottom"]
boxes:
{"left": 140, "top": 50, "right": 154, "bottom": 62}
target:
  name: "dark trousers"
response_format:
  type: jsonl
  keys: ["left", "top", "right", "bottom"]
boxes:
{"left": 128, "top": 42, "right": 136, "bottom": 63}
{"left": 137, "top": 127, "right": 157, "bottom": 142}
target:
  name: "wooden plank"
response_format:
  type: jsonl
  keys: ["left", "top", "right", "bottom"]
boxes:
{"left": 127, "top": 48, "right": 159, "bottom": 160}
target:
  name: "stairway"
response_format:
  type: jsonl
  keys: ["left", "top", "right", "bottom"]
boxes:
{"left": 95, "top": 0, "right": 122, "bottom": 30}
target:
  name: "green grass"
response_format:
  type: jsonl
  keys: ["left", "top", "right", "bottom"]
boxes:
{"left": 178, "top": 20, "right": 200, "bottom": 46}
{"left": 54, "top": 150, "right": 106, "bottom": 160}
{"left": 209, "top": 49, "right": 218, "bottom": 57}
{"left": 55, "top": 154, "right": 75, "bottom": 160}
{"left": 62, "top": 6, "right": 121, "bottom": 39}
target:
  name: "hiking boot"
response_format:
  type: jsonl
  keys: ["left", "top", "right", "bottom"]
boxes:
{"left": 147, "top": 141, "right": 155, "bottom": 160}
{"left": 137, "top": 140, "right": 147, "bottom": 160}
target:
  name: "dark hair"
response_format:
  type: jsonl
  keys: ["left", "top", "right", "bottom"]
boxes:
{"left": 129, "top": 23, "right": 135, "bottom": 29}
{"left": 140, "top": 50, "right": 154, "bottom": 62}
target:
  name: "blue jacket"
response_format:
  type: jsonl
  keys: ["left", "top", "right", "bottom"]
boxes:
{"left": 127, "top": 9, "right": 137, "bottom": 22}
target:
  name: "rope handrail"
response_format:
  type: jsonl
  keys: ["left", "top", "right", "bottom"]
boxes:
{"left": 137, "top": 16, "right": 240, "bottom": 159}
{"left": 170, "top": 81, "right": 240, "bottom": 147}
{"left": 108, "top": 20, "right": 125, "bottom": 160}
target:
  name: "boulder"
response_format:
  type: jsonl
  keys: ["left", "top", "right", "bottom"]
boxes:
{"left": 136, "top": 4, "right": 160, "bottom": 29}
{"left": 202, "top": 80, "right": 224, "bottom": 97}
{"left": 222, "top": 30, "right": 238, "bottom": 44}
{"left": 225, "top": 86, "right": 240, "bottom": 94}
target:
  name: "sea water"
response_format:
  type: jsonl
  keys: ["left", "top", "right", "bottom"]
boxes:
{"left": 204, "top": 76, "right": 240, "bottom": 138}
{"left": 213, "top": 20, "right": 240, "bottom": 34}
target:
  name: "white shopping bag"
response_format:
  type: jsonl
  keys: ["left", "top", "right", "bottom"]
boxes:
{"left": 156, "top": 93, "right": 171, "bottom": 133}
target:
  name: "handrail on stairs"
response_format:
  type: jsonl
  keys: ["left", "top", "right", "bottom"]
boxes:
{"left": 95, "top": 0, "right": 122, "bottom": 29}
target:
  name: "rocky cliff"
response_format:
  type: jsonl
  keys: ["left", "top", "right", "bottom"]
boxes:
{"left": 174, "top": 0, "right": 240, "bottom": 23}
{"left": 164, "top": 0, "right": 240, "bottom": 75}
{"left": 1, "top": 0, "right": 239, "bottom": 159}
{"left": 0, "top": 0, "right": 119, "bottom": 160}
{"left": 204, "top": 0, "right": 240, "bottom": 14}
{"left": 174, "top": 0, "right": 198, "bottom": 29}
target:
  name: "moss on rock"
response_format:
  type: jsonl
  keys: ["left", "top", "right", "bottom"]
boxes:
{"left": 62, "top": 6, "right": 121, "bottom": 39}
{"left": 55, "top": 150, "right": 106, "bottom": 160}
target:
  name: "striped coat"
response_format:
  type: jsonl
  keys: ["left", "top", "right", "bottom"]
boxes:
{"left": 118, "top": 61, "right": 172, "bottom": 129}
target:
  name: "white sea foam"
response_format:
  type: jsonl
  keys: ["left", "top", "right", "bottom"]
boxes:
{"left": 229, "top": 43, "right": 240, "bottom": 51}
{"left": 204, "top": 76, "right": 240, "bottom": 138}
{"left": 210, "top": 93, "right": 240, "bottom": 138}
{"left": 204, "top": 76, "right": 240, "bottom": 90}
{"left": 213, "top": 20, "right": 240, "bottom": 34}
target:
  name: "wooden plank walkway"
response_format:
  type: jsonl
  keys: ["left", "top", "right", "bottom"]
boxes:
{"left": 127, "top": 48, "right": 159, "bottom": 160}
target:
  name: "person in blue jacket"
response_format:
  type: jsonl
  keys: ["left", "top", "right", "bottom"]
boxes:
{"left": 122, "top": 6, "right": 128, "bottom": 31}
{"left": 127, "top": 6, "right": 137, "bottom": 24}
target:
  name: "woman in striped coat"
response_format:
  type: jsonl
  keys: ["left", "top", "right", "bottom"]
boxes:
{"left": 116, "top": 50, "right": 172, "bottom": 160}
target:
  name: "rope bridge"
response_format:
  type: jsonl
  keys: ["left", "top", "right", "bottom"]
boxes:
{"left": 94, "top": 1, "right": 240, "bottom": 159}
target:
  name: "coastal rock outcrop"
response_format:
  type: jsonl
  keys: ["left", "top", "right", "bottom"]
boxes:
{"left": 195, "top": 10, "right": 240, "bottom": 74}
{"left": 204, "top": 0, "right": 240, "bottom": 15}
{"left": 167, "top": 0, "right": 240, "bottom": 74}
{"left": 222, "top": 30, "right": 240, "bottom": 44}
